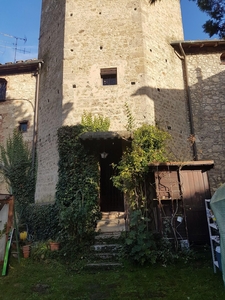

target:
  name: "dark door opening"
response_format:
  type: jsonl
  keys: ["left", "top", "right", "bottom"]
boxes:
{"left": 100, "top": 139, "right": 124, "bottom": 212}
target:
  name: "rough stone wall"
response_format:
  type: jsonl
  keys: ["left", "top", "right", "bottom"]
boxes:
{"left": 63, "top": 0, "right": 191, "bottom": 155}
{"left": 0, "top": 73, "right": 36, "bottom": 193}
{"left": 35, "top": 0, "right": 65, "bottom": 202}
{"left": 187, "top": 52, "right": 225, "bottom": 192}
{"left": 141, "top": 0, "right": 191, "bottom": 160}
{"left": 35, "top": 0, "right": 191, "bottom": 203}
{"left": 63, "top": 0, "right": 148, "bottom": 129}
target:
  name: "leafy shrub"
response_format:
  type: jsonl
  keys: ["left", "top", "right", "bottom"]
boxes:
{"left": 122, "top": 210, "right": 158, "bottom": 265}
{"left": 81, "top": 111, "right": 110, "bottom": 132}
{"left": 122, "top": 211, "right": 196, "bottom": 266}
{"left": 0, "top": 130, "right": 35, "bottom": 220}
{"left": 56, "top": 116, "right": 109, "bottom": 249}
{"left": 112, "top": 122, "right": 172, "bottom": 265}
{"left": 31, "top": 241, "right": 51, "bottom": 261}
{"left": 23, "top": 203, "right": 60, "bottom": 241}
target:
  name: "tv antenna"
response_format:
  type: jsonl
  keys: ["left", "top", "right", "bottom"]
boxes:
{"left": 0, "top": 32, "right": 30, "bottom": 63}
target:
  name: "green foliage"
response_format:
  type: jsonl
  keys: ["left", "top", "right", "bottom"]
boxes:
{"left": 124, "top": 103, "right": 135, "bottom": 132}
{"left": 0, "top": 129, "right": 35, "bottom": 220}
{"left": 112, "top": 124, "right": 170, "bottom": 201}
{"left": 23, "top": 203, "right": 60, "bottom": 241}
{"left": 112, "top": 123, "right": 170, "bottom": 264}
{"left": 122, "top": 210, "right": 158, "bottom": 265}
{"left": 149, "top": 0, "right": 225, "bottom": 38}
{"left": 196, "top": 0, "right": 225, "bottom": 38}
{"left": 31, "top": 241, "right": 51, "bottom": 261}
{"left": 56, "top": 117, "right": 108, "bottom": 252}
{"left": 121, "top": 211, "right": 187, "bottom": 265}
{"left": 81, "top": 111, "right": 110, "bottom": 132}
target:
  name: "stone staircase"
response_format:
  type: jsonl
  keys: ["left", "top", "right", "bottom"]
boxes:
{"left": 85, "top": 211, "right": 126, "bottom": 269}
{"left": 95, "top": 211, "right": 126, "bottom": 233}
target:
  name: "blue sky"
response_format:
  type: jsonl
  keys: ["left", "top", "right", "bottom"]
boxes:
{"left": 0, "top": 0, "right": 220, "bottom": 64}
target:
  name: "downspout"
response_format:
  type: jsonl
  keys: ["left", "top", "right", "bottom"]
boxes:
{"left": 32, "top": 62, "right": 42, "bottom": 170}
{"left": 178, "top": 43, "right": 198, "bottom": 161}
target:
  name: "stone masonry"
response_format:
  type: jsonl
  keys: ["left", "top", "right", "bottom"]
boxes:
{"left": 35, "top": 0, "right": 192, "bottom": 203}
{"left": 186, "top": 50, "right": 225, "bottom": 192}
{"left": 0, "top": 72, "right": 37, "bottom": 193}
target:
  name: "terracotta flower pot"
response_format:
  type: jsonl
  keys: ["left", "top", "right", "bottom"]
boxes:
{"left": 22, "top": 245, "right": 30, "bottom": 258}
{"left": 49, "top": 242, "right": 60, "bottom": 251}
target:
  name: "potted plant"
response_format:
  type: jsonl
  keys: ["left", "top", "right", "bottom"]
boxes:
{"left": 22, "top": 243, "right": 31, "bottom": 258}
{"left": 48, "top": 239, "right": 60, "bottom": 251}
{"left": 19, "top": 228, "right": 31, "bottom": 258}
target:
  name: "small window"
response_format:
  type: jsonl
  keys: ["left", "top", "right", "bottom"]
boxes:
{"left": 100, "top": 68, "right": 117, "bottom": 85}
{"left": 0, "top": 79, "right": 7, "bottom": 101}
{"left": 220, "top": 53, "right": 225, "bottom": 64}
{"left": 19, "top": 121, "right": 28, "bottom": 132}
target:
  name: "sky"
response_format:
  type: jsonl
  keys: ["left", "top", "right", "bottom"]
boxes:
{"left": 0, "top": 0, "right": 220, "bottom": 64}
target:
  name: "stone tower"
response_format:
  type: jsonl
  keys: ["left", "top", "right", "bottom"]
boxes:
{"left": 35, "top": 0, "right": 191, "bottom": 203}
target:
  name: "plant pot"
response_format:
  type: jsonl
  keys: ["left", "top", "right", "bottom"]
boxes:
{"left": 49, "top": 242, "right": 60, "bottom": 251}
{"left": 22, "top": 245, "right": 30, "bottom": 258}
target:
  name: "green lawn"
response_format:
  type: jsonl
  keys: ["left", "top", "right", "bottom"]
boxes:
{"left": 1, "top": 252, "right": 225, "bottom": 300}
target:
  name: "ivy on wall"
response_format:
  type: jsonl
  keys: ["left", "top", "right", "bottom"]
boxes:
{"left": 56, "top": 125, "right": 101, "bottom": 246}
{"left": 56, "top": 114, "right": 110, "bottom": 248}
{"left": 24, "top": 203, "right": 60, "bottom": 241}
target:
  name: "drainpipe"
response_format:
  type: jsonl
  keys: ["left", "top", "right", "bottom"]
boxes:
{"left": 32, "top": 62, "right": 42, "bottom": 170}
{"left": 179, "top": 43, "right": 198, "bottom": 161}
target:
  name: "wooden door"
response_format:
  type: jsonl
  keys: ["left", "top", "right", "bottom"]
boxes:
{"left": 181, "top": 170, "right": 211, "bottom": 244}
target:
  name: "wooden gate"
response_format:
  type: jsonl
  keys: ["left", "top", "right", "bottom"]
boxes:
{"left": 151, "top": 161, "right": 214, "bottom": 245}
{"left": 181, "top": 170, "right": 211, "bottom": 244}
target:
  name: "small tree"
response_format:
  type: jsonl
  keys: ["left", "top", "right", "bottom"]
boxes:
{"left": 112, "top": 124, "right": 171, "bottom": 265}
{"left": 112, "top": 124, "right": 170, "bottom": 209}
{"left": 0, "top": 130, "right": 35, "bottom": 220}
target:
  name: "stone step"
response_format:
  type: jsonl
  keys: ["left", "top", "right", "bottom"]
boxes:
{"left": 100, "top": 211, "right": 125, "bottom": 220}
{"left": 96, "top": 211, "right": 126, "bottom": 233}
{"left": 85, "top": 262, "right": 122, "bottom": 269}
{"left": 94, "top": 252, "right": 119, "bottom": 259}
{"left": 87, "top": 221, "right": 124, "bottom": 270}
{"left": 91, "top": 244, "right": 121, "bottom": 252}
{"left": 95, "top": 231, "right": 122, "bottom": 240}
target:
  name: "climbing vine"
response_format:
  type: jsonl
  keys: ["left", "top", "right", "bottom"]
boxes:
{"left": 81, "top": 111, "right": 110, "bottom": 132}
{"left": 56, "top": 113, "right": 110, "bottom": 253}
{"left": 112, "top": 123, "right": 170, "bottom": 205}
{"left": 112, "top": 123, "right": 171, "bottom": 264}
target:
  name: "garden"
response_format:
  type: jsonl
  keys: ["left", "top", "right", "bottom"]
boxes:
{"left": 0, "top": 248, "right": 225, "bottom": 300}
{"left": 1, "top": 111, "right": 224, "bottom": 299}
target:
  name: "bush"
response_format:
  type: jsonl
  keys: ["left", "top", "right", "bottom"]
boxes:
{"left": 23, "top": 203, "right": 60, "bottom": 241}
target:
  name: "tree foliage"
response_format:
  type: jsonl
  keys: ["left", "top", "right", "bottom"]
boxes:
{"left": 81, "top": 111, "right": 110, "bottom": 132}
{"left": 149, "top": 0, "right": 225, "bottom": 38}
{"left": 112, "top": 123, "right": 171, "bottom": 265}
{"left": 196, "top": 0, "right": 225, "bottom": 38}
{"left": 112, "top": 124, "right": 170, "bottom": 200}
{"left": 0, "top": 130, "right": 35, "bottom": 219}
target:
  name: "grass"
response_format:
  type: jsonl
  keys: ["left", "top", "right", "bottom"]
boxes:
{"left": 0, "top": 249, "right": 225, "bottom": 300}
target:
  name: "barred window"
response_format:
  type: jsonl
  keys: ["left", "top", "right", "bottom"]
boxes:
{"left": 19, "top": 121, "right": 28, "bottom": 132}
{"left": 0, "top": 79, "right": 7, "bottom": 101}
{"left": 100, "top": 68, "right": 117, "bottom": 85}
{"left": 220, "top": 53, "right": 225, "bottom": 64}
